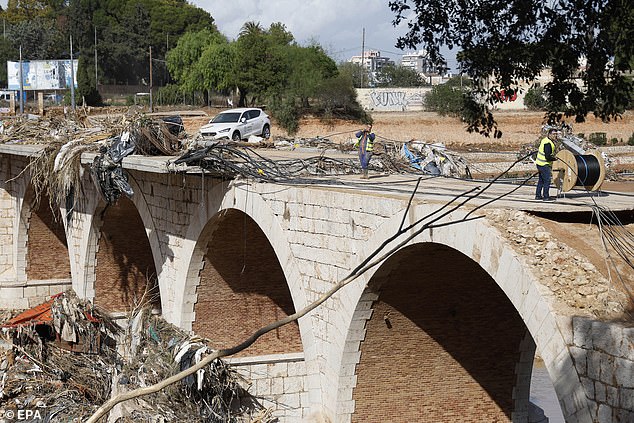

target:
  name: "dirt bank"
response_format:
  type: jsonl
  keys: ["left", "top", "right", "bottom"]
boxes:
{"left": 183, "top": 109, "right": 634, "bottom": 153}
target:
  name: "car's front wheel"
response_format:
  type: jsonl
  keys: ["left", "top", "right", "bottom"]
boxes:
{"left": 261, "top": 124, "right": 271, "bottom": 139}
{"left": 232, "top": 131, "right": 241, "bottom": 141}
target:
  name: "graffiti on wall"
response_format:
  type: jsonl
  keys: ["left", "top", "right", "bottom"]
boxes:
{"left": 370, "top": 91, "right": 407, "bottom": 108}
{"left": 366, "top": 89, "right": 426, "bottom": 111}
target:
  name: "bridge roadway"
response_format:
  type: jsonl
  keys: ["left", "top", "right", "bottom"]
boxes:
{"left": 0, "top": 144, "right": 633, "bottom": 423}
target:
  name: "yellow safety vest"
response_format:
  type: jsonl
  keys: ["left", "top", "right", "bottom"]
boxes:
{"left": 535, "top": 137, "right": 555, "bottom": 166}
{"left": 355, "top": 131, "right": 374, "bottom": 153}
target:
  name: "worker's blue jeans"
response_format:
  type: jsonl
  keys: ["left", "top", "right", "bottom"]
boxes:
{"left": 359, "top": 151, "right": 372, "bottom": 169}
{"left": 536, "top": 164, "right": 552, "bottom": 198}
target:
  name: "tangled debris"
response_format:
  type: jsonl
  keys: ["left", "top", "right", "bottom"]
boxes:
{"left": 0, "top": 291, "right": 267, "bottom": 422}
{"left": 0, "top": 291, "right": 120, "bottom": 421}
{"left": 401, "top": 141, "right": 472, "bottom": 178}
{"left": 170, "top": 143, "right": 364, "bottom": 180}
{"left": 1, "top": 110, "right": 478, "bottom": 204}
{"left": 0, "top": 112, "right": 189, "bottom": 212}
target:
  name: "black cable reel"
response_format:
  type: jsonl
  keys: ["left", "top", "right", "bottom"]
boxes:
{"left": 552, "top": 149, "right": 606, "bottom": 192}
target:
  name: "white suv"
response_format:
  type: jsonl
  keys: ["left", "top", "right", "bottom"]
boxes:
{"left": 200, "top": 107, "right": 271, "bottom": 141}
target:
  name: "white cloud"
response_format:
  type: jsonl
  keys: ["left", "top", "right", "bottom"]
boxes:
{"left": 191, "top": 0, "right": 410, "bottom": 62}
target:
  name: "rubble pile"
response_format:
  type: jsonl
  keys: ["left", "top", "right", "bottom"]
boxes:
{"left": 487, "top": 209, "right": 628, "bottom": 318}
{"left": 400, "top": 141, "right": 472, "bottom": 178}
{"left": 0, "top": 113, "right": 189, "bottom": 211}
{"left": 0, "top": 291, "right": 120, "bottom": 421}
{"left": 0, "top": 291, "right": 267, "bottom": 422}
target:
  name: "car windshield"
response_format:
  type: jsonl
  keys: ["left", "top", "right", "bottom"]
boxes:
{"left": 211, "top": 112, "right": 241, "bottom": 123}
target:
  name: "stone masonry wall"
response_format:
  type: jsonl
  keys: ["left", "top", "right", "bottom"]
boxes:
{"left": 571, "top": 318, "right": 634, "bottom": 423}
{"left": 227, "top": 354, "right": 310, "bottom": 421}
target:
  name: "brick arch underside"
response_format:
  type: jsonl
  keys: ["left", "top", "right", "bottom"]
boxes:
{"left": 26, "top": 194, "right": 71, "bottom": 280}
{"left": 193, "top": 209, "right": 302, "bottom": 356}
{"left": 94, "top": 197, "right": 160, "bottom": 312}
{"left": 352, "top": 243, "right": 527, "bottom": 423}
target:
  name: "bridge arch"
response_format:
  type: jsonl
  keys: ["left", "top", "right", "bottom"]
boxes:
{"left": 77, "top": 173, "right": 162, "bottom": 312}
{"left": 335, "top": 205, "right": 592, "bottom": 423}
{"left": 22, "top": 189, "right": 71, "bottom": 281}
{"left": 176, "top": 181, "right": 317, "bottom": 376}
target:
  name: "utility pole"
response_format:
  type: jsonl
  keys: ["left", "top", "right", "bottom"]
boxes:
{"left": 70, "top": 35, "right": 75, "bottom": 111}
{"left": 149, "top": 46, "right": 153, "bottom": 113}
{"left": 94, "top": 26, "right": 98, "bottom": 86}
{"left": 18, "top": 46, "right": 23, "bottom": 114}
{"left": 360, "top": 28, "right": 365, "bottom": 88}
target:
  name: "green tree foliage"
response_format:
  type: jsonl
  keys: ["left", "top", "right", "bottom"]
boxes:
{"left": 6, "top": 17, "right": 65, "bottom": 59}
{"left": 234, "top": 21, "right": 292, "bottom": 106}
{"left": 374, "top": 64, "right": 425, "bottom": 87}
{"left": 3, "top": 0, "right": 64, "bottom": 21}
{"left": 338, "top": 62, "right": 366, "bottom": 88}
{"left": 0, "top": 0, "right": 219, "bottom": 86}
{"left": 166, "top": 28, "right": 227, "bottom": 92}
{"left": 0, "top": 39, "right": 18, "bottom": 87}
{"left": 76, "top": 54, "right": 102, "bottom": 106}
{"left": 390, "top": 0, "right": 634, "bottom": 136}
{"left": 424, "top": 76, "right": 472, "bottom": 117}
{"left": 286, "top": 44, "right": 338, "bottom": 108}
{"left": 314, "top": 73, "right": 371, "bottom": 122}
{"left": 523, "top": 86, "right": 548, "bottom": 111}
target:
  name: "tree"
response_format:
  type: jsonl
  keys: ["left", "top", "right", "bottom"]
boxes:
{"left": 76, "top": 54, "right": 102, "bottom": 106}
{"left": 424, "top": 76, "right": 471, "bottom": 117}
{"left": 234, "top": 21, "right": 291, "bottom": 106}
{"left": 374, "top": 64, "right": 425, "bottom": 87}
{"left": 523, "top": 86, "right": 548, "bottom": 111}
{"left": 166, "top": 28, "right": 226, "bottom": 90}
{"left": 390, "top": 0, "right": 634, "bottom": 136}
{"left": 6, "top": 17, "right": 65, "bottom": 59}
{"left": 0, "top": 38, "right": 18, "bottom": 87}
{"left": 338, "top": 62, "right": 366, "bottom": 88}
{"left": 286, "top": 44, "right": 338, "bottom": 108}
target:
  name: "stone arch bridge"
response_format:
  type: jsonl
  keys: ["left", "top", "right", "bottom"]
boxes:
{"left": 0, "top": 144, "right": 633, "bottom": 423}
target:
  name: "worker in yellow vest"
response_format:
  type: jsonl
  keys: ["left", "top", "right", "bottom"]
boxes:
{"left": 535, "top": 128, "right": 559, "bottom": 201}
{"left": 355, "top": 123, "right": 375, "bottom": 179}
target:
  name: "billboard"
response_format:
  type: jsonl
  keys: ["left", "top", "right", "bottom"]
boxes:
{"left": 7, "top": 60, "right": 78, "bottom": 90}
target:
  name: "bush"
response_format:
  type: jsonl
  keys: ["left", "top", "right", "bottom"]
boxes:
{"left": 314, "top": 74, "right": 370, "bottom": 122}
{"left": 609, "top": 137, "right": 620, "bottom": 145}
{"left": 628, "top": 132, "right": 634, "bottom": 146}
{"left": 268, "top": 95, "right": 299, "bottom": 135}
{"left": 157, "top": 85, "right": 185, "bottom": 106}
{"left": 523, "top": 86, "right": 547, "bottom": 111}
{"left": 588, "top": 132, "right": 607, "bottom": 146}
{"left": 424, "top": 77, "right": 470, "bottom": 117}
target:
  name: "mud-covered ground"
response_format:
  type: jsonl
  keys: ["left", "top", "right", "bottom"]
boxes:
{"left": 183, "top": 108, "right": 634, "bottom": 152}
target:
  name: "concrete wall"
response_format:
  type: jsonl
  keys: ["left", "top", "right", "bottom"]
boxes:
{"left": 356, "top": 87, "right": 431, "bottom": 112}
{"left": 355, "top": 85, "right": 527, "bottom": 112}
